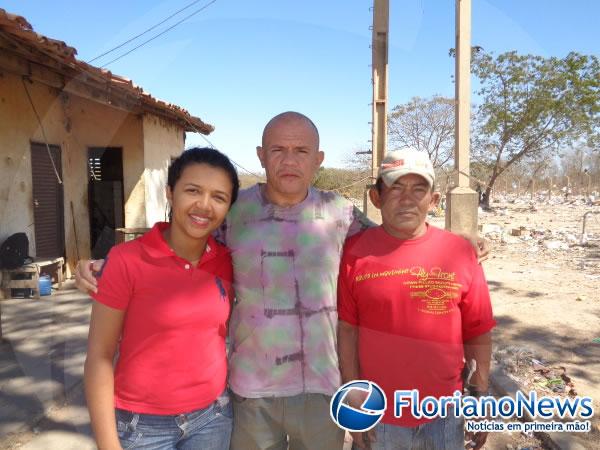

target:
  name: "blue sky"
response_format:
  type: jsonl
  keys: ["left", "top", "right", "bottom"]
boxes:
{"left": 3, "top": 0, "right": 599, "bottom": 173}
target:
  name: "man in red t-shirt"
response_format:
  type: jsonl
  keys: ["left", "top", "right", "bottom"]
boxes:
{"left": 337, "top": 149, "right": 495, "bottom": 450}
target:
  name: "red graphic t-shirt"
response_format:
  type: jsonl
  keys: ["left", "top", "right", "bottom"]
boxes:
{"left": 338, "top": 225, "right": 496, "bottom": 427}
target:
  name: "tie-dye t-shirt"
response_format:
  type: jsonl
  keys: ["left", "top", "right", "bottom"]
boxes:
{"left": 223, "top": 184, "right": 371, "bottom": 397}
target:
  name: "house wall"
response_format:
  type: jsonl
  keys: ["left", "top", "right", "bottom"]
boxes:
{"left": 142, "top": 114, "right": 185, "bottom": 227}
{"left": 0, "top": 71, "right": 164, "bottom": 273}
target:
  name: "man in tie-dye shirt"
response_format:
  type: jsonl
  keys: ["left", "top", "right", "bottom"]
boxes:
{"left": 75, "top": 111, "right": 370, "bottom": 449}
{"left": 225, "top": 112, "right": 371, "bottom": 450}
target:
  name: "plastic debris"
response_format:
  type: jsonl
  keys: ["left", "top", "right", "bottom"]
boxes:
{"left": 543, "top": 240, "right": 569, "bottom": 250}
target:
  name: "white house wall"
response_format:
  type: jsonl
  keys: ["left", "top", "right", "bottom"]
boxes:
{"left": 0, "top": 71, "right": 152, "bottom": 272}
{"left": 142, "top": 114, "right": 185, "bottom": 227}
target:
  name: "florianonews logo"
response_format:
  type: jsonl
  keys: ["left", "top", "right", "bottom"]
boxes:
{"left": 330, "top": 382, "right": 594, "bottom": 434}
{"left": 330, "top": 380, "right": 387, "bottom": 432}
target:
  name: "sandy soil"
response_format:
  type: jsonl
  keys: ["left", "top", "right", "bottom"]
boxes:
{"left": 472, "top": 198, "right": 599, "bottom": 398}
{"left": 477, "top": 198, "right": 600, "bottom": 449}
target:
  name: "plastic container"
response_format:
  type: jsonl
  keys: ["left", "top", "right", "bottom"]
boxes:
{"left": 39, "top": 274, "right": 52, "bottom": 296}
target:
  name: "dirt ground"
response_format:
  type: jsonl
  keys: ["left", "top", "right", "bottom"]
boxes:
{"left": 471, "top": 196, "right": 599, "bottom": 398}
{"left": 478, "top": 196, "right": 600, "bottom": 449}
{"left": 456, "top": 196, "right": 599, "bottom": 449}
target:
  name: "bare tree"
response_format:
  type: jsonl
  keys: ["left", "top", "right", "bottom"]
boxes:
{"left": 388, "top": 96, "right": 455, "bottom": 168}
{"left": 560, "top": 145, "right": 600, "bottom": 193}
{"left": 342, "top": 146, "right": 371, "bottom": 173}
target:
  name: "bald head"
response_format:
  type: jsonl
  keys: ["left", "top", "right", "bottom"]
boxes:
{"left": 262, "top": 111, "right": 320, "bottom": 148}
{"left": 257, "top": 111, "right": 324, "bottom": 206}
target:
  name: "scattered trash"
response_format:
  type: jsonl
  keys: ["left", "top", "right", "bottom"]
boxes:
{"left": 483, "top": 223, "right": 504, "bottom": 234}
{"left": 494, "top": 347, "right": 578, "bottom": 399}
{"left": 543, "top": 240, "right": 569, "bottom": 250}
{"left": 481, "top": 197, "right": 600, "bottom": 278}
{"left": 531, "top": 359, "right": 546, "bottom": 371}
{"left": 480, "top": 198, "right": 597, "bottom": 450}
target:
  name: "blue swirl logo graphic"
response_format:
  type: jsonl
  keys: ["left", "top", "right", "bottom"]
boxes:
{"left": 330, "top": 380, "right": 387, "bottom": 432}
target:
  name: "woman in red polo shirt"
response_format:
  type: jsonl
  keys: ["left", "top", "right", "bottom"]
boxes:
{"left": 84, "top": 147, "right": 239, "bottom": 450}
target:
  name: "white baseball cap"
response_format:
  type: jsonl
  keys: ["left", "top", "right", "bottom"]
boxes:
{"left": 378, "top": 149, "right": 435, "bottom": 188}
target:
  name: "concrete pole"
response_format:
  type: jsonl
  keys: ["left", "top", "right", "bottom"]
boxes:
{"left": 585, "top": 173, "right": 591, "bottom": 196}
{"left": 367, "top": 0, "right": 389, "bottom": 215}
{"left": 454, "top": 0, "right": 471, "bottom": 192}
{"left": 445, "top": 0, "right": 478, "bottom": 235}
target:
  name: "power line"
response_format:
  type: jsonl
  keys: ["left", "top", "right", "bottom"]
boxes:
{"left": 184, "top": 117, "right": 264, "bottom": 180}
{"left": 329, "top": 175, "right": 372, "bottom": 193}
{"left": 100, "top": 0, "right": 218, "bottom": 68}
{"left": 83, "top": 0, "right": 258, "bottom": 179}
{"left": 230, "top": 159, "right": 264, "bottom": 180}
{"left": 87, "top": 0, "right": 208, "bottom": 64}
{"left": 195, "top": 129, "right": 216, "bottom": 149}
{"left": 200, "top": 134, "right": 264, "bottom": 180}
{"left": 21, "top": 78, "right": 63, "bottom": 184}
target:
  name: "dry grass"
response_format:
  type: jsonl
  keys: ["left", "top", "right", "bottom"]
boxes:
{"left": 239, "top": 173, "right": 264, "bottom": 189}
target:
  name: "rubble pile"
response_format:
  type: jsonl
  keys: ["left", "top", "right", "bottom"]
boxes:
{"left": 479, "top": 196, "right": 600, "bottom": 276}
{"left": 482, "top": 223, "right": 584, "bottom": 248}
{"left": 491, "top": 192, "right": 600, "bottom": 207}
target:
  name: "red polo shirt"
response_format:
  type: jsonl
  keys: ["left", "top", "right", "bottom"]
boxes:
{"left": 91, "top": 222, "right": 233, "bottom": 415}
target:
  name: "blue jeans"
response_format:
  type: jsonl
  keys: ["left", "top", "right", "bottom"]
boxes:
{"left": 115, "top": 392, "right": 232, "bottom": 450}
{"left": 357, "top": 415, "right": 464, "bottom": 450}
